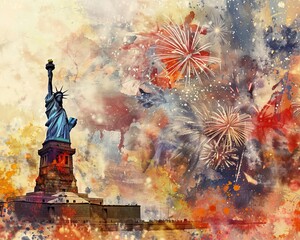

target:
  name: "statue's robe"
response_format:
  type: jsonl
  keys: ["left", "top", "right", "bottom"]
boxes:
{"left": 45, "top": 94, "right": 76, "bottom": 142}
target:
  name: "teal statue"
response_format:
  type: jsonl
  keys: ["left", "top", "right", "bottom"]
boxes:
{"left": 45, "top": 60, "right": 77, "bottom": 143}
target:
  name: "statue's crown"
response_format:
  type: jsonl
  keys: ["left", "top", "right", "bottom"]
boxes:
{"left": 54, "top": 86, "right": 68, "bottom": 99}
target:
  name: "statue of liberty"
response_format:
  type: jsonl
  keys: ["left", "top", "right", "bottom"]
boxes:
{"left": 44, "top": 60, "right": 77, "bottom": 143}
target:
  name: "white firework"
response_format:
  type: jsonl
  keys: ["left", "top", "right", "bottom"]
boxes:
{"left": 207, "top": 14, "right": 230, "bottom": 44}
{"left": 155, "top": 21, "right": 221, "bottom": 84}
{"left": 204, "top": 106, "right": 253, "bottom": 148}
{"left": 201, "top": 141, "right": 239, "bottom": 170}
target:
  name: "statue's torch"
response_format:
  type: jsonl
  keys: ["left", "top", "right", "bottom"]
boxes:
{"left": 45, "top": 59, "right": 55, "bottom": 81}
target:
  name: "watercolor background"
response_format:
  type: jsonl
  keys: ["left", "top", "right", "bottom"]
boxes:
{"left": 0, "top": 0, "right": 300, "bottom": 239}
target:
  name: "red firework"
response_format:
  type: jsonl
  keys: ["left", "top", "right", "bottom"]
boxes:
{"left": 155, "top": 20, "right": 220, "bottom": 85}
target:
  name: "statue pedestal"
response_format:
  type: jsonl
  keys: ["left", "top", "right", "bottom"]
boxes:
{"left": 34, "top": 140, "right": 78, "bottom": 194}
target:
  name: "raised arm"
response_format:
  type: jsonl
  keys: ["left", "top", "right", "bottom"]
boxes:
{"left": 45, "top": 60, "right": 55, "bottom": 96}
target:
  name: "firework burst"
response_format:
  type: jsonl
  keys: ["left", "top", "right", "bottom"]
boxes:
{"left": 155, "top": 21, "right": 220, "bottom": 84}
{"left": 169, "top": 114, "right": 203, "bottom": 142}
{"left": 207, "top": 14, "right": 230, "bottom": 44}
{"left": 201, "top": 141, "right": 239, "bottom": 170}
{"left": 204, "top": 106, "right": 253, "bottom": 147}
{"left": 164, "top": 103, "right": 208, "bottom": 175}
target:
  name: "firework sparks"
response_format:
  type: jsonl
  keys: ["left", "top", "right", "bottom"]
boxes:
{"left": 204, "top": 106, "right": 252, "bottom": 147}
{"left": 207, "top": 14, "right": 230, "bottom": 44}
{"left": 163, "top": 103, "right": 208, "bottom": 176}
{"left": 292, "top": 102, "right": 300, "bottom": 117}
{"left": 201, "top": 141, "right": 239, "bottom": 170}
{"left": 167, "top": 102, "right": 211, "bottom": 144}
{"left": 155, "top": 21, "right": 220, "bottom": 84}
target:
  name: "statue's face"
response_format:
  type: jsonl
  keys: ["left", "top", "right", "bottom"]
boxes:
{"left": 55, "top": 94, "right": 63, "bottom": 103}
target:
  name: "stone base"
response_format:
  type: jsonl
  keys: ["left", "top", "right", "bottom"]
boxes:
{"left": 34, "top": 140, "right": 78, "bottom": 194}
{"left": 4, "top": 192, "right": 140, "bottom": 225}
